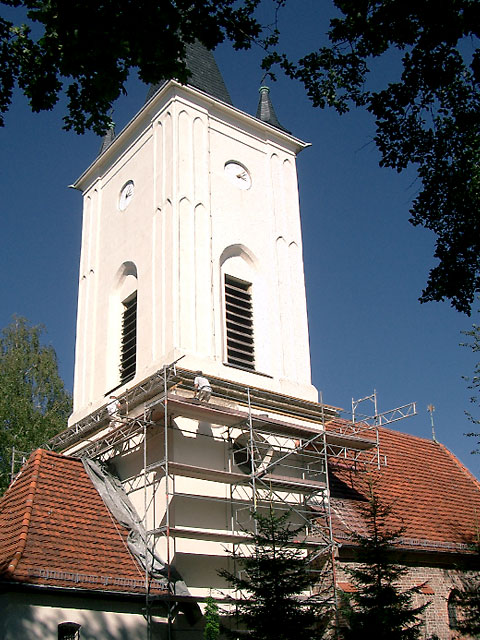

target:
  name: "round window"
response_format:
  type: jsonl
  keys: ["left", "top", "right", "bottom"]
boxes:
{"left": 233, "top": 433, "right": 273, "bottom": 475}
{"left": 119, "top": 180, "right": 135, "bottom": 210}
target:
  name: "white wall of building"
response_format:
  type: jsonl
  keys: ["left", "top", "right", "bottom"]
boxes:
{"left": 0, "top": 591, "right": 148, "bottom": 640}
{"left": 109, "top": 410, "right": 321, "bottom": 601}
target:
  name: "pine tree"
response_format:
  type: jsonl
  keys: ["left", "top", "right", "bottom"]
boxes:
{"left": 339, "top": 488, "right": 429, "bottom": 640}
{"left": 0, "top": 316, "right": 72, "bottom": 492}
{"left": 451, "top": 584, "right": 480, "bottom": 636}
{"left": 450, "top": 538, "right": 480, "bottom": 637}
{"left": 219, "top": 507, "right": 331, "bottom": 640}
{"left": 204, "top": 596, "right": 220, "bottom": 640}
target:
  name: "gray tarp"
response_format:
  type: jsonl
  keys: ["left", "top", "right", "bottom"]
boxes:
{"left": 83, "top": 457, "right": 192, "bottom": 598}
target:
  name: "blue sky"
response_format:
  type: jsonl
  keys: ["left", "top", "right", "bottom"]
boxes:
{"left": 1, "top": 3, "right": 479, "bottom": 476}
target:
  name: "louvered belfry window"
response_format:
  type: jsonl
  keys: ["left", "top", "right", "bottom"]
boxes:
{"left": 120, "top": 293, "right": 137, "bottom": 384}
{"left": 225, "top": 275, "right": 255, "bottom": 370}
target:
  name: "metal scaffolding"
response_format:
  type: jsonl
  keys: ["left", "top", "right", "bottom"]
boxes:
{"left": 48, "top": 361, "right": 417, "bottom": 637}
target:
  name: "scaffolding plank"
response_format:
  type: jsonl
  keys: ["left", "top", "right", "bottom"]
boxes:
{"left": 168, "top": 461, "right": 327, "bottom": 492}
{"left": 152, "top": 526, "right": 250, "bottom": 543}
{"left": 161, "top": 526, "right": 325, "bottom": 549}
{"left": 324, "top": 431, "right": 375, "bottom": 450}
{"left": 259, "top": 473, "right": 327, "bottom": 491}
{"left": 166, "top": 394, "right": 378, "bottom": 449}
{"left": 168, "top": 461, "right": 249, "bottom": 484}
{"left": 166, "top": 394, "right": 326, "bottom": 438}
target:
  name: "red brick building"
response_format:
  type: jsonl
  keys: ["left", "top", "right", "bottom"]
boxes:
{"left": 330, "top": 427, "right": 480, "bottom": 638}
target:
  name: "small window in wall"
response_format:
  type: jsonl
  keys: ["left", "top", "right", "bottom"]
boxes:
{"left": 233, "top": 433, "right": 273, "bottom": 475}
{"left": 120, "top": 292, "right": 137, "bottom": 384}
{"left": 225, "top": 275, "right": 254, "bottom": 370}
{"left": 448, "top": 589, "right": 460, "bottom": 630}
{"left": 58, "top": 622, "right": 81, "bottom": 640}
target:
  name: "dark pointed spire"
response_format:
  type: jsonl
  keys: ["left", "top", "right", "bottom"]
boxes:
{"left": 256, "top": 86, "right": 290, "bottom": 133}
{"left": 98, "top": 123, "right": 116, "bottom": 156}
{"left": 145, "top": 41, "right": 232, "bottom": 105}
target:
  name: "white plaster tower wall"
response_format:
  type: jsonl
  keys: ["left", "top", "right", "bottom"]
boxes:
{"left": 207, "top": 116, "right": 312, "bottom": 387}
{"left": 71, "top": 84, "right": 316, "bottom": 426}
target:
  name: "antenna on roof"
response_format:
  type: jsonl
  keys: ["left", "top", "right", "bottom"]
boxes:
{"left": 427, "top": 404, "right": 438, "bottom": 443}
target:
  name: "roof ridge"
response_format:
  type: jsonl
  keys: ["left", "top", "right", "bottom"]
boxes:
{"left": 40, "top": 448, "right": 80, "bottom": 462}
{"left": 379, "top": 425, "right": 440, "bottom": 444}
{"left": 6, "top": 449, "right": 44, "bottom": 577}
{"left": 437, "top": 441, "right": 480, "bottom": 492}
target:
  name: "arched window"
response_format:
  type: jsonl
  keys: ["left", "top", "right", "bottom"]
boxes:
{"left": 448, "top": 589, "right": 460, "bottom": 631}
{"left": 220, "top": 244, "right": 263, "bottom": 373}
{"left": 58, "top": 622, "right": 81, "bottom": 640}
{"left": 107, "top": 262, "right": 138, "bottom": 391}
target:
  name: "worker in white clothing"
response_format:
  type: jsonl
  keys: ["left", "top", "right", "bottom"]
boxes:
{"left": 106, "top": 395, "right": 120, "bottom": 425}
{"left": 194, "top": 371, "right": 212, "bottom": 402}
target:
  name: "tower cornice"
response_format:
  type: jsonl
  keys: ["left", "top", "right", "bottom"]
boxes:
{"left": 73, "top": 80, "right": 310, "bottom": 193}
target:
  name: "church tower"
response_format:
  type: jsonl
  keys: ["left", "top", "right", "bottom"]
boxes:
{"left": 69, "top": 43, "right": 316, "bottom": 426}
{"left": 52, "top": 45, "right": 379, "bottom": 633}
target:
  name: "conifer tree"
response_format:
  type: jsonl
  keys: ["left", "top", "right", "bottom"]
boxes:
{"left": 0, "top": 316, "right": 72, "bottom": 492}
{"left": 204, "top": 596, "right": 220, "bottom": 640}
{"left": 450, "top": 537, "right": 480, "bottom": 637}
{"left": 451, "top": 583, "right": 480, "bottom": 636}
{"left": 339, "top": 488, "right": 428, "bottom": 640}
{"left": 219, "top": 507, "right": 331, "bottom": 640}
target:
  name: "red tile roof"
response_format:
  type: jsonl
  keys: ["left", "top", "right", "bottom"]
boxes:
{"left": 0, "top": 449, "right": 165, "bottom": 594}
{"left": 2, "top": 427, "right": 478, "bottom": 596}
{"left": 329, "top": 427, "right": 480, "bottom": 554}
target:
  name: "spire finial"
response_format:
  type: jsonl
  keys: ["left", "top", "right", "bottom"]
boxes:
{"left": 427, "top": 404, "right": 438, "bottom": 443}
{"left": 255, "top": 85, "right": 289, "bottom": 133}
{"left": 98, "top": 116, "right": 116, "bottom": 156}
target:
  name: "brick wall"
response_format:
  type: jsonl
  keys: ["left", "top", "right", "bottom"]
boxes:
{"left": 335, "top": 560, "right": 479, "bottom": 639}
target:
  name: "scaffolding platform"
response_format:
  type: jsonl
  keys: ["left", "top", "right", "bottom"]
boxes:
{"left": 159, "top": 394, "right": 377, "bottom": 448}
{"left": 43, "top": 360, "right": 416, "bottom": 635}
{"left": 166, "top": 461, "right": 327, "bottom": 492}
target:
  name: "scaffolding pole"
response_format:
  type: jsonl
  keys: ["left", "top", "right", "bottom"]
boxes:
{"left": 54, "top": 361, "right": 417, "bottom": 635}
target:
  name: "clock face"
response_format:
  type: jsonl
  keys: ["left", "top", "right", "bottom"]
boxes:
{"left": 224, "top": 162, "right": 252, "bottom": 190}
{"left": 119, "top": 180, "right": 135, "bottom": 210}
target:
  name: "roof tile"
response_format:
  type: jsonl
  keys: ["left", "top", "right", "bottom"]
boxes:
{"left": 0, "top": 449, "right": 165, "bottom": 594}
{"left": 329, "top": 427, "right": 480, "bottom": 553}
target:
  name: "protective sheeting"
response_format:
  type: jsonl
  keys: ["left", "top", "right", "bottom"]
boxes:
{"left": 83, "top": 457, "right": 192, "bottom": 597}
